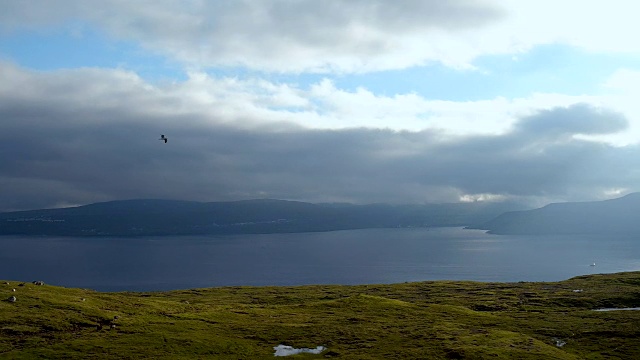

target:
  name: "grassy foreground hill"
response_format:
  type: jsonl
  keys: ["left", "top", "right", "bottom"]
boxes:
{"left": 2, "top": 272, "right": 640, "bottom": 359}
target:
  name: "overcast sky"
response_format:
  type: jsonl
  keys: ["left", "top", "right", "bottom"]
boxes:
{"left": 2, "top": 0, "right": 640, "bottom": 211}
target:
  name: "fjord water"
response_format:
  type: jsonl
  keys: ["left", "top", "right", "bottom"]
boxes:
{"left": 0, "top": 227, "right": 638, "bottom": 291}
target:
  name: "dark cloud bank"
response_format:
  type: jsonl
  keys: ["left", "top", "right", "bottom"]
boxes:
{"left": 1, "top": 64, "right": 638, "bottom": 212}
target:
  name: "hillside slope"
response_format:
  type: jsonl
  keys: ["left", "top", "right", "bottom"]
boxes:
{"left": 2, "top": 272, "right": 640, "bottom": 359}
{"left": 476, "top": 193, "right": 640, "bottom": 235}
{"left": 0, "top": 198, "right": 524, "bottom": 236}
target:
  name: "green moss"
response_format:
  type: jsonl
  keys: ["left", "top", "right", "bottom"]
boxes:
{"left": 2, "top": 272, "right": 640, "bottom": 359}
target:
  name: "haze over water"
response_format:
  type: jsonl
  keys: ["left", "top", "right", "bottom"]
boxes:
{"left": 0, "top": 227, "right": 637, "bottom": 292}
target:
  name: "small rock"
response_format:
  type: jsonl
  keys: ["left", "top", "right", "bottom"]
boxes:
{"left": 8, "top": 296, "right": 16, "bottom": 303}
{"left": 18, "top": 283, "right": 25, "bottom": 287}
{"left": 32, "top": 281, "right": 44, "bottom": 286}
{"left": 12, "top": 289, "right": 16, "bottom": 292}
{"left": 81, "top": 298, "right": 86, "bottom": 302}
{"left": 110, "top": 324, "right": 117, "bottom": 329}
{"left": 114, "top": 316, "right": 119, "bottom": 320}
{"left": 3, "top": 282, "right": 9, "bottom": 285}
{"left": 572, "top": 289, "right": 583, "bottom": 293}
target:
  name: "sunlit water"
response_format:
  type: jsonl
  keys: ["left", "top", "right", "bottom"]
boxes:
{"left": 0, "top": 227, "right": 638, "bottom": 291}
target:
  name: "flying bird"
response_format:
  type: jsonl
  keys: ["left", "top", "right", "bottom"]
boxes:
{"left": 159, "top": 134, "right": 167, "bottom": 143}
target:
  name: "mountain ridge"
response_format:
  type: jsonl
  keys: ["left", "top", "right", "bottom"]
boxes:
{"left": 0, "top": 198, "right": 525, "bottom": 237}
{"left": 475, "top": 192, "right": 640, "bottom": 235}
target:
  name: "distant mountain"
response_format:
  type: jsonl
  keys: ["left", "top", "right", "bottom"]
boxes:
{"left": 475, "top": 193, "right": 640, "bottom": 235}
{"left": 0, "top": 198, "right": 526, "bottom": 237}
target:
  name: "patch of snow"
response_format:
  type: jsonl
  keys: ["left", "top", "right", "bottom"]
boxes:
{"left": 273, "top": 345, "right": 326, "bottom": 356}
{"left": 552, "top": 338, "right": 566, "bottom": 347}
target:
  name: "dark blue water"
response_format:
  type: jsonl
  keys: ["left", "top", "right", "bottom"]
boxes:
{"left": 0, "top": 227, "right": 638, "bottom": 291}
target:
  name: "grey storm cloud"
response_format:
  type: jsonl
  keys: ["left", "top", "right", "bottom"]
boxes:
{"left": 0, "top": 0, "right": 505, "bottom": 72}
{"left": 1, "top": 64, "right": 639, "bottom": 212}
{"left": 515, "top": 104, "right": 628, "bottom": 138}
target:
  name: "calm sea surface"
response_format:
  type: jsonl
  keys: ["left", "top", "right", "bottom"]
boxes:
{"left": 1, "top": 227, "right": 638, "bottom": 291}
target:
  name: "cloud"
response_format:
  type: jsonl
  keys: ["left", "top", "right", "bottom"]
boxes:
{"left": 0, "top": 1, "right": 504, "bottom": 72}
{"left": 514, "top": 104, "right": 628, "bottom": 138}
{"left": 499, "top": 0, "right": 640, "bottom": 55}
{"left": 3, "top": 1, "right": 640, "bottom": 74}
{"left": 1, "top": 63, "right": 640, "bottom": 211}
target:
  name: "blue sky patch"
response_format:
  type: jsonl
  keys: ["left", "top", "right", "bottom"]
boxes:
{"left": 0, "top": 23, "right": 186, "bottom": 82}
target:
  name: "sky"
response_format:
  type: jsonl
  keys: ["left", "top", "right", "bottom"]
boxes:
{"left": 2, "top": 0, "right": 640, "bottom": 212}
